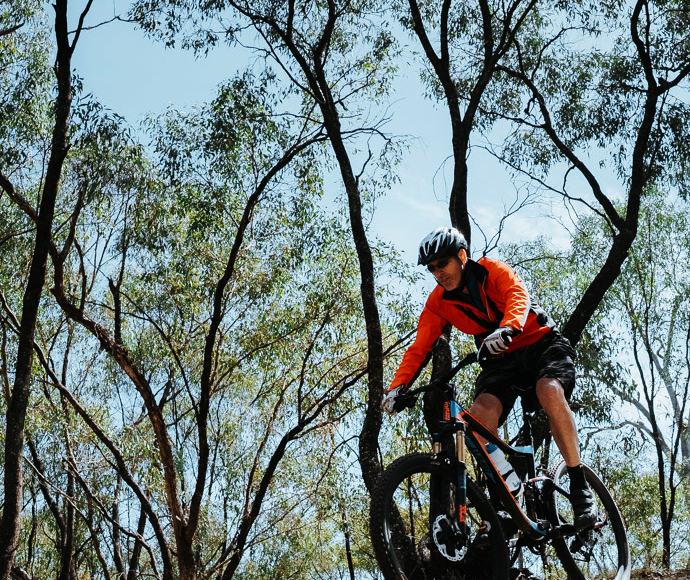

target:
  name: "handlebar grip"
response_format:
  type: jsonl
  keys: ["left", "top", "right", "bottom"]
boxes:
{"left": 393, "top": 392, "right": 416, "bottom": 412}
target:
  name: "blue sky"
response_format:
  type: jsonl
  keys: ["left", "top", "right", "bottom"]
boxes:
{"left": 69, "top": 0, "right": 580, "bottom": 272}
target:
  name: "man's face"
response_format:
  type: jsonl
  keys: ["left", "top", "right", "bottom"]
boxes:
{"left": 427, "top": 249, "right": 466, "bottom": 291}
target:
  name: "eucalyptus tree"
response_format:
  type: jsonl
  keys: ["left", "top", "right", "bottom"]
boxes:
{"left": 400, "top": 0, "right": 690, "bottom": 457}
{"left": 42, "top": 70, "right": 375, "bottom": 580}
{"left": 2, "top": 8, "right": 383, "bottom": 570}
{"left": 486, "top": 0, "right": 690, "bottom": 347}
{"left": 131, "top": 0, "right": 403, "bottom": 504}
{"left": 1, "top": 88, "right": 158, "bottom": 579}
{"left": 596, "top": 192, "right": 689, "bottom": 569}
{"left": 0, "top": 0, "right": 94, "bottom": 576}
{"left": 400, "top": 0, "right": 538, "bottom": 243}
{"left": 403, "top": 0, "right": 690, "bottom": 344}
{"left": 393, "top": 0, "right": 542, "bottom": 445}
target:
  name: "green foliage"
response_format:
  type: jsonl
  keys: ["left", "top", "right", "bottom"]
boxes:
{"left": 488, "top": 0, "right": 690, "bottom": 193}
{"left": 588, "top": 433, "right": 690, "bottom": 571}
{"left": 5, "top": 1, "right": 690, "bottom": 577}
{"left": 0, "top": 35, "right": 414, "bottom": 574}
{"left": 0, "top": 1, "right": 52, "bottom": 177}
{"left": 507, "top": 190, "right": 690, "bottom": 568}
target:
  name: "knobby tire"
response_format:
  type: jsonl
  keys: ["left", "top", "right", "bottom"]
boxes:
{"left": 369, "top": 452, "right": 509, "bottom": 580}
{"left": 548, "top": 460, "right": 631, "bottom": 580}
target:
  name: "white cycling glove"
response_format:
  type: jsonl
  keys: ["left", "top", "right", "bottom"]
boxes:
{"left": 382, "top": 385, "right": 405, "bottom": 414}
{"left": 480, "top": 326, "right": 515, "bottom": 356}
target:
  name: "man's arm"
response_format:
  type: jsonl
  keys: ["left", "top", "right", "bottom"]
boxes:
{"left": 389, "top": 303, "right": 448, "bottom": 391}
{"left": 483, "top": 258, "right": 531, "bottom": 334}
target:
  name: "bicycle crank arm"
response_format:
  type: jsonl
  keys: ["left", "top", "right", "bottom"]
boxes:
{"left": 544, "top": 523, "right": 577, "bottom": 540}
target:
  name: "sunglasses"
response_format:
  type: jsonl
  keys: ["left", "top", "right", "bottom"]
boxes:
{"left": 427, "top": 257, "right": 453, "bottom": 273}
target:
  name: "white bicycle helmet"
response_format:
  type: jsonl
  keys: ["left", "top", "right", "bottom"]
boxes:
{"left": 417, "top": 227, "right": 468, "bottom": 265}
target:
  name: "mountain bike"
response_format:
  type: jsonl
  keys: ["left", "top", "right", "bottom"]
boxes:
{"left": 369, "top": 352, "right": 631, "bottom": 580}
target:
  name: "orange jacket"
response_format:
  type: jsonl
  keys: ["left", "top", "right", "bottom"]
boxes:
{"left": 390, "top": 257, "right": 552, "bottom": 390}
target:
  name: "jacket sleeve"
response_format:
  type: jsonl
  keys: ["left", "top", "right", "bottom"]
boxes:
{"left": 484, "top": 259, "right": 531, "bottom": 334}
{"left": 390, "top": 298, "right": 448, "bottom": 391}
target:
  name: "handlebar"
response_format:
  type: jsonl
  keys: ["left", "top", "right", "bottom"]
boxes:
{"left": 393, "top": 350, "right": 479, "bottom": 412}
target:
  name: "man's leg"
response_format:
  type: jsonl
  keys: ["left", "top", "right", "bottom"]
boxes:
{"left": 469, "top": 392, "right": 503, "bottom": 437}
{"left": 535, "top": 377, "right": 580, "bottom": 467}
{"left": 536, "top": 377, "right": 596, "bottom": 529}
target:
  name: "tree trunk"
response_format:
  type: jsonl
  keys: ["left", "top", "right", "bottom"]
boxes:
{"left": 0, "top": 2, "right": 73, "bottom": 577}
{"left": 112, "top": 477, "right": 126, "bottom": 580}
{"left": 305, "top": 42, "right": 386, "bottom": 494}
{"left": 562, "top": 230, "right": 636, "bottom": 347}
{"left": 342, "top": 511, "right": 356, "bottom": 580}
{"left": 127, "top": 508, "right": 148, "bottom": 580}
{"left": 326, "top": 121, "right": 385, "bottom": 493}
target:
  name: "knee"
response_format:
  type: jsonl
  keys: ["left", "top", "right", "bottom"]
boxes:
{"left": 470, "top": 393, "right": 503, "bottom": 433}
{"left": 536, "top": 378, "right": 569, "bottom": 414}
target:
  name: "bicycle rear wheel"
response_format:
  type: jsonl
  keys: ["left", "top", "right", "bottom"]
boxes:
{"left": 369, "top": 452, "right": 508, "bottom": 580}
{"left": 546, "top": 460, "right": 631, "bottom": 580}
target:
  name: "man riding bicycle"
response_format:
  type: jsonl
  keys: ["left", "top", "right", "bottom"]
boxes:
{"left": 383, "top": 226, "right": 597, "bottom": 530}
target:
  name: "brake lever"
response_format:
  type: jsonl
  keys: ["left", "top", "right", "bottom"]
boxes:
{"left": 477, "top": 345, "right": 490, "bottom": 362}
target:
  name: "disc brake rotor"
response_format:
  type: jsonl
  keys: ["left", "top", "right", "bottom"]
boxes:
{"left": 432, "top": 515, "right": 467, "bottom": 562}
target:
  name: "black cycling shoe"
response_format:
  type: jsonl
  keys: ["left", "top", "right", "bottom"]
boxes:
{"left": 570, "top": 486, "right": 597, "bottom": 530}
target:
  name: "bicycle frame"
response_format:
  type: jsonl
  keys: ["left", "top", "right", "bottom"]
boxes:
{"left": 409, "top": 382, "right": 575, "bottom": 544}
{"left": 451, "top": 401, "right": 561, "bottom": 541}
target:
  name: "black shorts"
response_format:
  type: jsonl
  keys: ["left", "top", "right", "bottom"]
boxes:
{"left": 474, "top": 330, "right": 576, "bottom": 426}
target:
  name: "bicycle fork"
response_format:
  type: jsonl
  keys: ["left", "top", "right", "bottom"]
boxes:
{"left": 454, "top": 422, "right": 468, "bottom": 537}
{"left": 431, "top": 421, "right": 468, "bottom": 539}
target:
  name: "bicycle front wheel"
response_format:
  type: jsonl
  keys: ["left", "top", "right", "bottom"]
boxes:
{"left": 547, "top": 460, "right": 631, "bottom": 580}
{"left": 369, "top": 452, "right": 508, "bottom": 580}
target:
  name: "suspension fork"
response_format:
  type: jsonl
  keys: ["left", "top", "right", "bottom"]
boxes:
{"left": 430, "top": 400, "right": 468, "bottom": 537}
{"left": 431, "top": 426, "right": 469, "bottom": 535}
{"left": 454, "top": 421, "right": 468, "bottom": 536}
